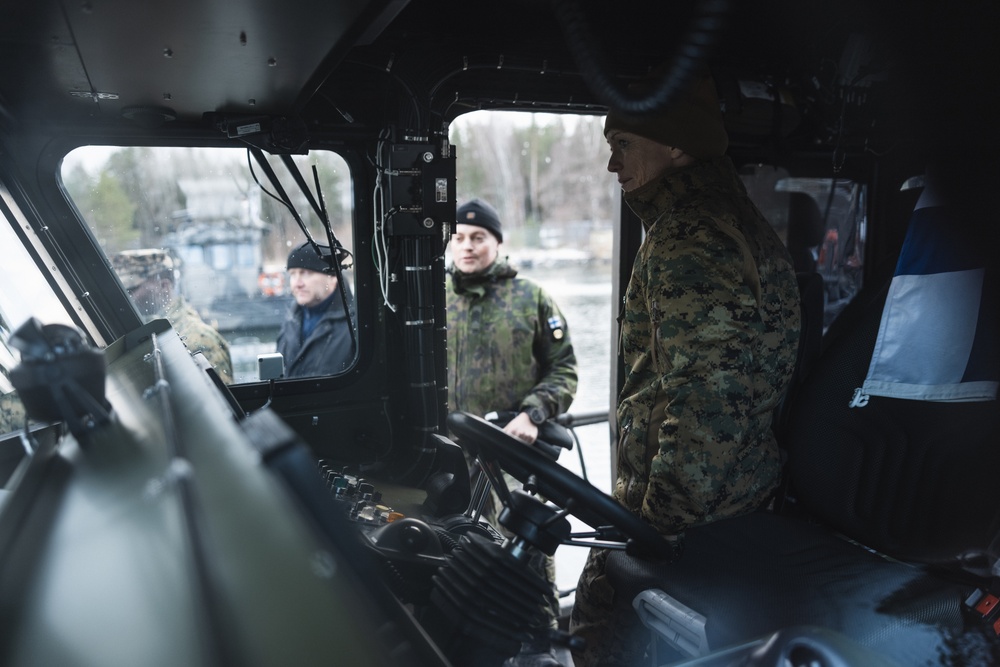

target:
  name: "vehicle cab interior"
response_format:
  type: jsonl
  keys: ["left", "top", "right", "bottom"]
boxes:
{"left": 0, "top": 1, "right": 998, "bottom": 666}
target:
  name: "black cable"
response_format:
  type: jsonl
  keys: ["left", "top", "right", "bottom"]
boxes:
{"left": 246, "top": 148, "right": 359, "bottom": 362}
{"left": 550, "top": 0, "right": 731, "bottom": 114}
{"left": 311, "top": 164, "right": 358, "bottom": 358}
{"left": 245, "top": 148, "right": 297, "bottom": 219}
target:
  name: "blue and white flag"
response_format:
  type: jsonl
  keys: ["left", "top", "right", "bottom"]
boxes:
{"left": 861, "top": 180, "right": 998, "bottom": 402}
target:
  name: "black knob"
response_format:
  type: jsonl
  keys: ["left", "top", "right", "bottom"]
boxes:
{"left": 400, "top": 524, "right": 428, "bottom": 551}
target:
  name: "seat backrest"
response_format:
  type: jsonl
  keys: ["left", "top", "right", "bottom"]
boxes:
{"left": 785, "top": 278, "right": 1000, "bottom": 567}
{"left": 783, "top": 178, "right": 1000, "bottom": 571}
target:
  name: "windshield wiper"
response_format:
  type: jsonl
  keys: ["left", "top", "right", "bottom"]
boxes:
{"left": 246, "top": 147, "right": 358, "bottom": 360}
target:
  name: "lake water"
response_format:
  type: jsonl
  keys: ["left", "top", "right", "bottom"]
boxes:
{"left": 523, "top": 262, "right": 617, "bottom": 595}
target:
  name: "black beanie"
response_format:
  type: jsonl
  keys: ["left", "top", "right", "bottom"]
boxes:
{"left": 456, "top": 198, "right": 503, "bottom": 242}
{"left": 287, "top": 242, "right": 335, "bottom": 273}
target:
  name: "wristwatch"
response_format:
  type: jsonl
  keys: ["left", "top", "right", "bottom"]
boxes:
{"left": 525, "top": 406, "right": 546, "bottom": 425}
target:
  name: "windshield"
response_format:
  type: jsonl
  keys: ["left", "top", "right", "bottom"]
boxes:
{"left": 61, "top": 146, "right": 355, "bottom": 384}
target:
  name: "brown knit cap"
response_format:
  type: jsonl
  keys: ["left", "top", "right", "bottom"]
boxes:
{"left": 604, "top": 72, "right": 728, "bottom": 160}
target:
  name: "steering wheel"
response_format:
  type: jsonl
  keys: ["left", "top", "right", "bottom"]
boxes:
{"left": 447, "top": 411, "right": 676, "bottom": 560}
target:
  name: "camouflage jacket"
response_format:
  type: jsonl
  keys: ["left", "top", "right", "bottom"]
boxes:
{"left": 446, "top": 258, "right": 578, "bottom": 422}
{"left": 615, "top": 156, "right": 800, "bottom": 538}
{"left": 0, "top": 390, "right": 26, "bottom": 436}
{"left": 167, "top": 297, "right": 233, "bottom": 384}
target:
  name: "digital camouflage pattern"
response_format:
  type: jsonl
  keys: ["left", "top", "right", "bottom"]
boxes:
{"left": 446, "top": 258, "right": 577, "bottom": 421}
{"left": 571, "top": 156, "right": 801, "bottom": 666}
{"left": 166, "top": 297, "right": 233, "bottom": 384}
{"left": 616, "top": 156, "right": 799, "bottom": 534}
{"left": 112, "top": 249, "right": 233, "bottom": 384}
{"left": 111, "top": 248, "right": 176, "bottom": 290}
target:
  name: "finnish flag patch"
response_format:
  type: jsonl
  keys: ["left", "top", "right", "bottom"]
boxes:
{"left": 548, "top": 315, "right": 565, "bottom": 340}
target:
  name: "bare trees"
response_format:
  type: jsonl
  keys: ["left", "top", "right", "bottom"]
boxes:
{"left": 451, "top": 112, "right": 615, "bottom": 248}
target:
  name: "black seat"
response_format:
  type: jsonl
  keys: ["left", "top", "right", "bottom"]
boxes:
{"left": 602, "top": 263, "right": 1000, "bottom": 664}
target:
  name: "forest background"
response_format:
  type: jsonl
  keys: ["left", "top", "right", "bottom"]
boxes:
{"left": 62, "top": 112, "right": 619, "bottom": 266}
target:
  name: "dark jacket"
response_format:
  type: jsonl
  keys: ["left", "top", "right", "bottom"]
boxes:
{"left": 276, "top": 287, "right": 355, "bottom": 378}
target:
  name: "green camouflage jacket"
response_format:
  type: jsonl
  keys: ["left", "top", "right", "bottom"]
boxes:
{"left": 615, "top": 156, "right": 800, "bottom": 538}
{"left": 446, "top": 258, "right": 578, "bottom": 421}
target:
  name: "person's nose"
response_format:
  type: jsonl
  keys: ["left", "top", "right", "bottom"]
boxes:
{"left": 607, "top": 152, "right": 621, "bottom": 173}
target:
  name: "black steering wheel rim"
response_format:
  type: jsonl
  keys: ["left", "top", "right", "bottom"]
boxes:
{"left": 447, "top": 411, "right": 674, "bottom": 560}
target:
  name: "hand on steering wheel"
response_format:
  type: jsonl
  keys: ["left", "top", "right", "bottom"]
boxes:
{"left": 447, "top": 411, "right": 676, "bottom": 560}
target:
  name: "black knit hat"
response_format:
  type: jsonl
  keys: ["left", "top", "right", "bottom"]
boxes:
{"left": 287, "top": 242, "right": 338, "bottom": 273}
{"left": 456, "top": 198, "right": 503, "bottom": 242}
{"left": 604, "top": 72, "right": 729, "bottom": 160}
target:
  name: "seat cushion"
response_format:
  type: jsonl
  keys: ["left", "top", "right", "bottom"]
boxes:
{"left": 604, "top": 511, "right": 1000, "bottom": 665}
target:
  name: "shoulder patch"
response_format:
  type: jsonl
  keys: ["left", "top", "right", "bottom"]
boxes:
{"left": 547, "top": 315, "right": 564, "bottom": 340}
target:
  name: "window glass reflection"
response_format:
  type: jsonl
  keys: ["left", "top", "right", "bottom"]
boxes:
{"left": 62, "top": 146, "right": 355, "bottom": 383}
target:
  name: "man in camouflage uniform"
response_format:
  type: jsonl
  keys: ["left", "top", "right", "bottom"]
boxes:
{"left": 447, "top": 198, "right": 578, "bottom": 438}
{"left": 0, "top": 251, "right": 233, "bottom": 436}
{"left": 112, "top": 249, "right": 234, "bottom": 384}
{"left": 446, "top": 198, "right": 578, "bottom": 654}
{"left": 1, "top": 318, "right": 26, "bottom": 434}
{"left": 569, "top": 74, "right": 801, "bottom": 666}
{"left": 0, "top": 390, "right": 27, "bottom": 436}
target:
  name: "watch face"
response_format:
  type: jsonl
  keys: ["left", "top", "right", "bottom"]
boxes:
{"left": 528, "top": 408, "right": 545, "bottom": 425}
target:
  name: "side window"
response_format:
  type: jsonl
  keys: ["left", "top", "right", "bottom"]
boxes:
{"left": 740, "top": 166, "right": 866, "bottom": 330}
{"left": 0, "top": 216, "right": 76, "bottom": 436}
{"left": 60, "top": 147, "right": 355, "bottom": 384}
